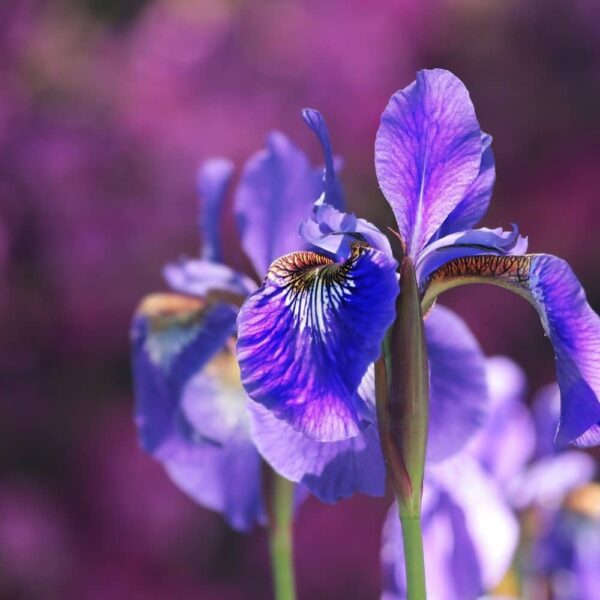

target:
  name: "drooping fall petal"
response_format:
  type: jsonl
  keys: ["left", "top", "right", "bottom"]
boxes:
{"left": 528, "top": 255, "right": 600, "bottom": 447}
{"left": 424, "top": 253, "right": 600, "bottom": 448}
{"left": 154, "top": 347, "right": 267, "bottom": 532}
{"left": 237, "top": 244, "right": 398, "bottom": 442}
{"left": 248, "top": 366, "right": 385, "bottom": 503}
{"left": 131, "top": 294, "right": 236, "bottom": 452}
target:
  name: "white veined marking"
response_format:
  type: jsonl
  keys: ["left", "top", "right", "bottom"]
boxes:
{"left": 284, "top": 266, "right": 356, "bottom": 335}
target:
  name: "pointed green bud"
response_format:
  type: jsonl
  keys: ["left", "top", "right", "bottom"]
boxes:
{"left": 390, "top": 256, "right": 429, "bottom": 515}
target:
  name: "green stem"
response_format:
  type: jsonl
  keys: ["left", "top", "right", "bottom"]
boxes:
{"left": 399, "top": 512, "right": 427, "bottom": 600}
{"left": 268, "top": 474, "right": 296, "bottom": 600}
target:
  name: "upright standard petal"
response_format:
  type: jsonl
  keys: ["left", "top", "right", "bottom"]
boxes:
{"left": 425, "top": 305, "right": 488, "bottom": 461}
{"left": 302, "top": 108, "right": 345, "bottom": 209}
{"left": 131, "top": 293, "right": 237, "bottom": 452}
{"left": 381, "top": 457, "right": 518, "bottom": 600}
{"left": 248, "top": 367, "right": 386, "bottom": 503}
{"left": 237, "top": 243, "right": 399, "bottom": 442}
{"left": 155, "top": 347, "right": 267, "bottom": 532}
{"left": 375, "top": 69, "right": 483, "bottom": 257}
{"left": 423, "top": 253, "right": 600, "bottom": 447}
{"left": 197, "top": 158, "right": 234, "bottom": 262}
{"left": 436, "top": 133, "right": 496, "bottom": 238}
{"left": 234, "top": 131, "right": 322, "bottom": 277}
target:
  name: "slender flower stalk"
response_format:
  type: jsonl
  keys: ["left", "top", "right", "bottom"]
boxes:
{"left": 396, "top": 511, "right": 427, "bottom": 600}
{"left": 268, "top": 473, "right": 297, "bottom": 600}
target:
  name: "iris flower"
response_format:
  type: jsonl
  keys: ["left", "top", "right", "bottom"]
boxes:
{"left": 514, "top": 384, "right": 597, "bottom": 600}
{"left": 381, "top": 454, "right": 518, "bottom": 600}
{"left": 244, "top": 110, "right": 491, "bottom": 499}
{"left": 132, "top": 101, "right": 494, "bottom": 527}
{"left": 131, "top": 119, "right": 394, "bottom": 527}
{"left": 131, "top": 131, "right": 329, "bottom": 530}
{"left": 237, "top": 68, "right": 600, "bottom": 453}
{"left": 532, "top": 483, "right": 600, "bottom": 600}
{"left": 504, "top": 381, "right": 596, "bottom": 600}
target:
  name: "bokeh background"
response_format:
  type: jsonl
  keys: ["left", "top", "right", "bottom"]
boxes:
{"left": 1, "top": 0, "right": 600, "bottom": 598}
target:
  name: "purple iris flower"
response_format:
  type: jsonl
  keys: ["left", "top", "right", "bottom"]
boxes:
{"left": 380, "top": 357, "right": 596, "bottom": 600}
{"left": 462, "top": 362, "right": 595, "bottom": 513}
{"left": 508, "top": 384, "right": 598, "bottom": 600}
{"left": 533, "top": 486, "right": 600, "bottom": 600}
{"left": 237, "top": 68, "right": 600, "bottom": 452}
{"left": 381, "top": 458, "right": 519, "bottom": 600}
{"left": 496, "top": 382, "right": 597, "bottom": 600}
{"left": 243, "top": 110, "right": 491, "bottom": 500}
{"left": 133, "top": 119, "right": 403, "bottom": 524}
{"left": 466, "top": 362, "right": 596, "bottom": 598}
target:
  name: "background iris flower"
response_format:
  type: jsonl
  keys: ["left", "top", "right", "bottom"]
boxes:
{"left": 381, "top": 358, "right": 525, "bottom": 600}
{"left": 131, "top": 130, "right": 329, "bottom": 530}
{"left": 133, "top": 116, "right": 403, "bottom": 524}
{"left": 382, "top": 357, "right": 597, "bottom": 600}
{"left": 530, "top": 483, "right": 600, "bottom": 600}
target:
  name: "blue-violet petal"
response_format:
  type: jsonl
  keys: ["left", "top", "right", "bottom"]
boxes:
{"left": 237, "top": 244, "right": 398, "bottom": 442}
{"left": 375, "top": 69, "right": 482, "bottom": 257}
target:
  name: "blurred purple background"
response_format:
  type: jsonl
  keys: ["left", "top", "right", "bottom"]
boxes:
{"left": 1, "top": 0, "right": 600, "bottom": 597}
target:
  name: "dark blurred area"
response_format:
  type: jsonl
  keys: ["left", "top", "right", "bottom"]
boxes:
{"left": 1, "top": 0, "right": 599, "bottom": 597}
